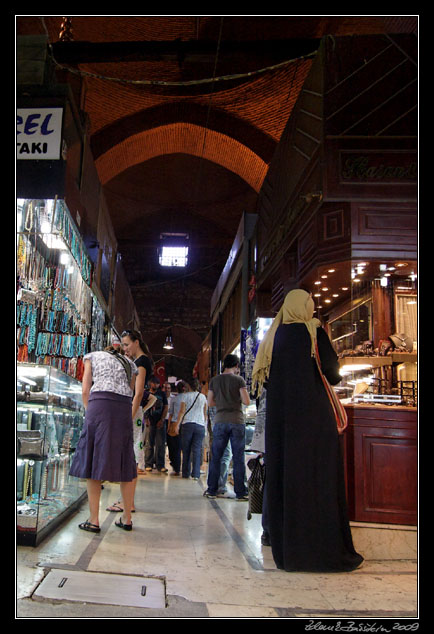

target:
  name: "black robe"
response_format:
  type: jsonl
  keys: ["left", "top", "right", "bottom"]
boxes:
{"left": 265, "top": 323, "right": 363, "bottom": 572}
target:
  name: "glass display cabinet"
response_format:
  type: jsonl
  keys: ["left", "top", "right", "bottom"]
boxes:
{"left": 17, "top": 363, "right": 86, "bottom": 545}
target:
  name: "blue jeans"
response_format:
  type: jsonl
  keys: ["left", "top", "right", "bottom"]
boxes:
{"left": 207, "top": 423, "right": 248, "bottom": 498}
{"left": 181, "top": 423, "right": 205, "bottom": 478}
{"left": 211, "top": 422, "right": 232, "bottom": 493}
{"left": 144, "top": 422, "right": 167, "bottom": 469}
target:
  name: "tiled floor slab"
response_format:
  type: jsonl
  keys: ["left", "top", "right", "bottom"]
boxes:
{"left": 33, "top": 568, "right": 166, "bottom": 609}
{"left": 17, "top": 474, "right": 418, "bottom": 619}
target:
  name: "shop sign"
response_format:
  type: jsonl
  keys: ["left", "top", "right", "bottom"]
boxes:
{"left": 340, "top": 152, "right": 417, "bottom": 183}
{"left": 16, "top": 107, "right": 64, "bottom": 160}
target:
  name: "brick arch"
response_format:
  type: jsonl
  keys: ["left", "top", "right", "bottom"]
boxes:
{"left": 95, "top": 122, "right": 269, "bottom": 192}
{"left": 90, "top": 101, "right": 277, "bottom": 163}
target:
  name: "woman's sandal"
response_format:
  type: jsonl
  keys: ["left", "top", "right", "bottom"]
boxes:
{"left": 115, "top": 518, "right": 133, "bottom": 531}
{"left": 79, "top": 520, "right": 101, "bottom": 533}
{"left": 106, "top": 501, "right": 136, "bottom": 513}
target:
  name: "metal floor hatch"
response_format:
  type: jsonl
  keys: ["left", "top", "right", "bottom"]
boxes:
{"left": 33, "top": 569, "right": 166, "bottom": 609}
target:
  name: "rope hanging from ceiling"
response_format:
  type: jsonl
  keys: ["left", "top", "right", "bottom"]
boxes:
{"left": 40, "top": 17, "right": 317, "bottom": 88}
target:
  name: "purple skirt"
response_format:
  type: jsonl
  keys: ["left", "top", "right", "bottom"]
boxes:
{"left": 69, "top": 391, "right": 137, "bottom": 482}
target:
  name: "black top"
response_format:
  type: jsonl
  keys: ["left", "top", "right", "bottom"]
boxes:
{"left": 265, "top": 324, "right": 363, "bottom": 572}
{"left": 134, "top": 354, "right": 153, "bottom": 388}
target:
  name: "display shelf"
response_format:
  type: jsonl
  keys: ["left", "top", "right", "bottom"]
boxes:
{"left": 17, "top": 363, "right": 86, "bottom": 546}
{"left": 338, "top": 353, "right": 417, "bottom": 367}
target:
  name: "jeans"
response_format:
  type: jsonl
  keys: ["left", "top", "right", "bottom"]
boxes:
{"left": 211, "top": 422, "right": 232, "bottom": 493}
{"left": 181, "top": 423, "right": 205, "bottom": 478}
{"left": 207, "top": 423, "right": 248, "bottom": 498}
{"left": 144, "top": 421, "right": 167, "bottom": 469}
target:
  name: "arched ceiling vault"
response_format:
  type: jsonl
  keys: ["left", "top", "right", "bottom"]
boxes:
{"left": 16, "top": 15, "right": 418, "bottom": 367}
{"left": 96, "top": 123, "right": 268, "bottom": 192}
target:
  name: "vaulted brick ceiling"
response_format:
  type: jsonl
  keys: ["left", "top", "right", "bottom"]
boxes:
{"left": 17, "top": 15, "right": 417, "bottom": 365}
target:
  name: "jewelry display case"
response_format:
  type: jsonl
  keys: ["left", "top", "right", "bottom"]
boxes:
{"left": 320, "top": 262, "right": 418, "bottom": 525}
{"left": 17, "top": 362, "right": 86, "bottom": 545}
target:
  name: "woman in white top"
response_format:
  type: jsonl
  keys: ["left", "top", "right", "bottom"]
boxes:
{"left": 175, "top": 378, "right": 207, "bottom": 480}
{"left": 69, "top": 346, "right": 139, "bottom": 532}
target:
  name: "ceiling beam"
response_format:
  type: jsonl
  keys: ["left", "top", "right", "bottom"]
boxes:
{"left": 51, "top": 38, "right": 320, "bottom": 65}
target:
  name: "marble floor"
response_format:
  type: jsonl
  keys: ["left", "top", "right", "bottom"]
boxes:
{"left": 16, "top": 471, "right": 418, "bottom": 620}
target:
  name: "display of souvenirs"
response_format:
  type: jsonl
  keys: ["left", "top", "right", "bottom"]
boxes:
{"left": 16, "top": 198, "right": 98, "bottom": 380}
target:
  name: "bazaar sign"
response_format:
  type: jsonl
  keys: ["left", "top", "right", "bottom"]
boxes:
{"left": 17, "top": 107, "right": 64, "bottom": 160}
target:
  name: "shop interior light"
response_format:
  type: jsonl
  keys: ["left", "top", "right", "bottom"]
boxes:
{"left": 40, "top": 232, "right": 67, "bottom": 250}
{"left": 17, "top": 366, "right": 47, "bottom": 377}
{"left": 339, "top": 363, "right": 373, "bottom": 375}
{"left": 17, "top": 377, "right": 37, "bottom": 386}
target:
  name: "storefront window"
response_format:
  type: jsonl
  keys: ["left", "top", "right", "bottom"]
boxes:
{"left": 309, "top": 260, "right": 417, "bottom": 407}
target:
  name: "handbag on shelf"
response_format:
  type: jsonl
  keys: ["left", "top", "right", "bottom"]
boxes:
{"left": 314, "top": 342, "right": 348, "bottom": 435}
{"left": 17, "top": 430, "right": 46, "bottom": 460}
{"left": 247, "top": 456, "right": 265, "bottom": 520}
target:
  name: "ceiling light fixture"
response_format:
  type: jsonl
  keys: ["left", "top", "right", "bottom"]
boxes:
{"left": 163, "top": 329, "right": 174, "bottom": 350}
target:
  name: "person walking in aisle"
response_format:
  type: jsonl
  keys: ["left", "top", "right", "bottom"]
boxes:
{"left": 208, "top": 405, "right": 233, "bottom": 497}
{"left": 69, "top": 345, "right": 138, "bottom": 532}
{"left": 167, "top": 380, "right": 187, "bottom": 475}
{"left": 251, "top": 288, "right": 363, "bottom": 572}
{"left": 204, "top": 354, "right": 250, "bottom": 501}
{"left": 144, "top": 376, "right": 169, "bottom": 472}
{"left": 174, "top": 378, "right": 207, "bottom": 480}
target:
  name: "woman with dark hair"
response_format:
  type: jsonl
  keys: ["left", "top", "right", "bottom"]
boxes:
{"left": 121, "top": 330, "right": 154, "bottom": 472}
{"left": 106, "top": 330, "right": 154, "bottom": 514}
{"left": 175, "top": 378, "right": 207, "bottom": 480}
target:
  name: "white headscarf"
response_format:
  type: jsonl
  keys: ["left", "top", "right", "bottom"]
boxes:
{"left": 251, "top": 289, "right": 321, "bottom": 395}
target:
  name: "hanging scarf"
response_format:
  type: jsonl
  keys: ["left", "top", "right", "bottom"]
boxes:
{"left": 252, "top": 289, "right": 321, "bottom": 395}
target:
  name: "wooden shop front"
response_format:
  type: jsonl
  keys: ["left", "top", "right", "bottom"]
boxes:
{"left": 254, "top": 34, "right": 417, "bottom": 525}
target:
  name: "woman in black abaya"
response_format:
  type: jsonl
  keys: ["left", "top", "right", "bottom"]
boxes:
{"left": 252, "top": 289, "right": 363, "bottom": 572}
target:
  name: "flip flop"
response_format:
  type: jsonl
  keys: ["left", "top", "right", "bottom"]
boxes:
{"left": 106, "top": 502, "right": 123, "bottom": 512}
{"left": 106, "top": 501, "right": 136, "bottom": 513}
{"left": 115, "top": 518, "right": 133, "bottom": 531}
{"left": 79, "top": 520, "right": 101, "bottom": 533}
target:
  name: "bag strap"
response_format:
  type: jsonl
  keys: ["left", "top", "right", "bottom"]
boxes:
{"left": 107, "top": 350, "right": 132, "bottom": 383}
{"left": 314, "top": 342, "right": 348, "bottom": 434}
{"left": 180, "top": 392, "right": 201, "bottom": 423}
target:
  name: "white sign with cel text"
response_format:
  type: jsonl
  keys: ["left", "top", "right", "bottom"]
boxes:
{"left": 17, "top": 107, "right": 64, "bottom": 160}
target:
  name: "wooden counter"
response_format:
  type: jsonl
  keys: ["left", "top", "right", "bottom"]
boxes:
{"left": 342, "top": 404, "right": 417, "bottom": 525}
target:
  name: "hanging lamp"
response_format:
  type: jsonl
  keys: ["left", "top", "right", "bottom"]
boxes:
{"left": 163, "top": 330, "right": 174, "bottom": 350}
